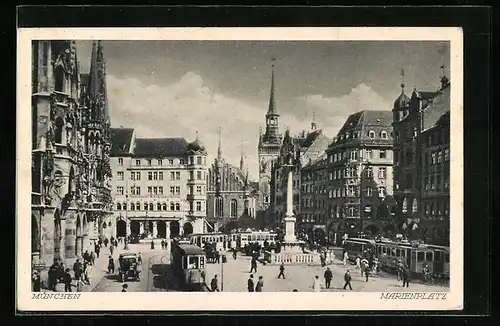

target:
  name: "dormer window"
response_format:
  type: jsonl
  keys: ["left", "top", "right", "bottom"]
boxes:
{"left": 368, "top": 130, "right": 375, "bottom": 139}
{"left": 381, "top": 131, "right": 388, "bottom": 139}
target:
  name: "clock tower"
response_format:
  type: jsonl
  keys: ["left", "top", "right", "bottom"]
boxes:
{"left": 258, "top": 59, "right": 282, "bottom": 209}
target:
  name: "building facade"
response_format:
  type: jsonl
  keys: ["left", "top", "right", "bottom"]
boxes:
{"left": 324, "top": 110, "right": 394, "bottom": 245}
{"left": 110, "top": 129, "right": 209, "bottom": 239}
{"left": 31, "top": 40, "right": 113, "bottom": 285}
{"left": 271, "top": 121, "right": 331, "bottom": 227}
{"left": 392, "top": 74, "right": 450, "bottom": 245}
{"left": 206, "top": 135, "right": 258, "bottom": 232}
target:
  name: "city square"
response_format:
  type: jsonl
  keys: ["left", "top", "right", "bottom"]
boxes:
{"left": 30, "top": 39, "right": 451, "bottom": 293}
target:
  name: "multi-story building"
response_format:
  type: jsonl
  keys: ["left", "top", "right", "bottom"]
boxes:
{"left": 271, "top": 121, "right": 331, "bottom": 227}
{"left": 31, "top": 40, "right": 113, "bottom": 286}
{"left": 299, "top": 152, "right": 329, "bottom": 244}
{"left": 258, "top": 61, "right": 282, "bottom": 215}
{"left": 110, "top": 129, "right": 209, "bottom": 239}
{"left": 206, "top": 134, "right": 259, "bottom": 232}
{"left": 324, "top": 110, "right": 394, "bottom": 245}
{"left": 392, "top": 72, "right": 450, "bottom": 245}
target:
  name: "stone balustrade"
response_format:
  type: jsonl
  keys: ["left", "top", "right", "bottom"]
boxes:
{"left": 263, "top": 250, "right": 321, "bottom": 265}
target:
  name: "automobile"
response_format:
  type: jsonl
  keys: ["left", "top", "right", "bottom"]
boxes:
{"left": 118, "top": 253, "right": 141, "bottom": 282}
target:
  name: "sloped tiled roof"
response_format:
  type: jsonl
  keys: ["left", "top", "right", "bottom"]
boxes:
{"left": 422, "top": 86, "right": 450, "bottom": 131}
{"left": 134, "top": 138, "right": 189, "bottom": 157}
{"left": 110, "top": 128, "right": 134, "bottom": 156}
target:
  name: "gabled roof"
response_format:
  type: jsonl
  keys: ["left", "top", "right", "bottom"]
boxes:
{"left": 134, "top": 138, "right": 189, "bottom": 157}
{"left": 110, "top": 128, "right": 134, "bottom": 156}
{"left": 421, "top": 86, "right": 450, "bottom": 132}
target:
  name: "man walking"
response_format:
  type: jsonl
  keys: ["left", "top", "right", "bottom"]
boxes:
{"left": 249, "top": 257, "right": 258, "bottom": 273}
{"left": 324, "top": 267, "right": 333, "bottom": 289}
{"left": 277, "top": 263, "right": 285, "bottom": 279}
{"left": 343, "top": 270, "right": 353, "bottom": 290}
{"left": 247, "top": 274, "right": 255, "bottom": 292}
{"left": 63, "top": 268, "right": 73, "bottom": 292}
{"left": 73, "top": 259, "right": 82, "bottom": 281}
{"left": 402, "top": 268, "right": 411, "bottom": 288}
{"left": 211, "top": 274, "right": 219, "bottom": 292}
{"left": 255, "top": 276, "right": 264, "bottom": 292}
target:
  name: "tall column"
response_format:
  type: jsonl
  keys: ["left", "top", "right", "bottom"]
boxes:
{"left": 139, "top": 222, "right": 144, "bottom": 235}
{"left": 82, "top": 220, "right": 90, "bottom": 253}
{"left": 153, "top": 221, "right": 158, "bottom": 238}
{"left": 165, "top": 221, "right": 171, "bottom": 240}
{"left": 284, "top": 168, "right": 297, "bottom": 242}
{"left": 75, "top": 236, "right": 83, "bottom": 258}
{"left": 64, "top": 209, "right": 77, "bottom": 262}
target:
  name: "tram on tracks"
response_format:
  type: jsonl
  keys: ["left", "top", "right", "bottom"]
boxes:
{"left": 188, "top": 230, "right": 278, "bottom": 252}
{"left": 343, "top": 238, "right": 450, "bottom": 280}
{"left": 170, "top": 238, "right": 208, "bottom": 291}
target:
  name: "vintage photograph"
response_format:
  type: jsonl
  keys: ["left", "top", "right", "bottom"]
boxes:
{"left": 18, "top": 27, "right": 463, "bottom": 311}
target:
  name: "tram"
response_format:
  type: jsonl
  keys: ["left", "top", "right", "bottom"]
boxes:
{"left": 189, "top": 233, "right": 229, "bottom": 250}
{"left": 170, "top": 239, "right": 207, "bottom": 291}
{"left": 238, "top": 230, "right": 277, "bottom": 249}
{"left": 343, "top": 238, "right": 376, "bottom": 263}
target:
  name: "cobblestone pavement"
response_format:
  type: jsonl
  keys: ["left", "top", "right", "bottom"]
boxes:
{"left": 205, "top": 253, "right": 450, "bottom": 292}
{"left": 92, "top": 242, "right": 170, "bottom": 292}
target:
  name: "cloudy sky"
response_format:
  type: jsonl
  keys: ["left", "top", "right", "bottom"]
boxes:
{"left": 76, "top": 40, "right": 449, "bottom": 180}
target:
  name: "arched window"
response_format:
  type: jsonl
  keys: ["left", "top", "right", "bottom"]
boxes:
{"left": 116, "top": 203, "right": 122, "bottom": 210}
{"left": 157, "top": 203, "right": 161, "bottom": 211}
{"left": 136, "top": 202, "right": 140, "bottom": 210}
{"left": 54, "top": 65, "right": 65, "bottom": 92}
{"left": 215, "top": 196, "right": 224, "bottom": 218}
{"left": 230, "top": 199, "right": 238, "bottom": 218}
{"left": 170, "top": 203, "right": 175, "bottom": 211}
{"left": 175, "top": 203, "right": 181, "bottom": 211}
{"left": 162, "top": 203, "right": 167, "bottom": 211}
{"left": 381, "top": 131, "right": 388, "bottom": 139}
{"left": 144, "top": 203, "right": 148, "bottom": 210}
{"left": 148, "top": 203, "right": 153, "bottom": 211}
{"left": 411, "top": 198, "right": 418, "bottom": 213}
{"left": 368, "top": 130, "right": 375, "bottom": 139}
{"left": 122, "top": 202, "right": 126, "bottom": 210}
{"left": 54, "top": 117, "right": 64, "bottom": 144}
{"left": 402, "top": 198, "right": 408, "bottom": 213}
{"left": 130, "top": 203, "right": 135, "bottom": 211}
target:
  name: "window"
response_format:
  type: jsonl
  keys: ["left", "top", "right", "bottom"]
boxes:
{"left": 196, "top": 201, "right": 202, "bottom": 211}
{"left": 169, "top": 159, "right": 174, "bottom": 165}
{"left": 430, "top": 176, "right": 435, "bottom": 190}
{"left": 135, "top": 159, "right": 141, "bottom": 166}
{"left": 444, "top": 149, "right": 450, "bottom": 161}
{"left": 381, "top": 131, "right": 388, "bottom": 139}
{"left": 153, "top": 187, "right": 158, "bottom": 195}
{"left": 348, "top": 206, "right": 356, "bottom": 217}
{"left": 159, "top": 186, "right": 163, "bottom": 195}
{"left": 437, "top": 151, "right": 443, "bottom": 164}
{"left": 188, "top": 157, "right": 194, "bottom": 165}
{"left": 147, "top": 159, "right": 152, "bottom": 165}
{"left": 417, "top": 252, "right": 425, "bottom": 262}
{"left": 180, "top": 159, "right": 185, "bottom": 165}
{"left": 197, "top": 156, "right": 202, "bottom": 165}
{"left": 366, "top": 167, "right": 373, "bottom": 178}
{"left": 175, "top": 203, "right": 181, "bottom": 211}
{"left": 215, "top": 197, "right": 224, "bottom": 217}
{"left": 425, "top": 252, "right": 433, "bottom": 262}
{"left": 118, "top": 158, "right": 123, "bottom": 166}
{"left": 366, "top": 149, "right": 372, "bottom": 159}
{"left": 117, "top": 171, "right": 124, "bottom": 180}
{"left": 130, "top": 203, "right": 135, "bottom": 211}
{"left": 444, "top": 203, "right": 449, "bottom": 217}
{"left": 153, "top": 171, "right": 158, "bottom": 180}
{"left": 365, "top": 186, "right": 372, "bottom": 196}
{"left": 162, "top": 203, "right": 167, "bottom": 211}
{"left": 170, "top": 186, "right": 175, "bottom": 195}
{"left": 431, "top": 152, "right": 437, "bottom": 165}
{"left": 411, "top": 198, "right": 418, "bottom": 213}
{"left": 170, "top": 172, "right": 175, "bottom": 180}
{"left": 170, "top": 202, "right": 175, "bottom": 211}
{"left": 149, "top": 203, "right": 154, "bottom": 211}
{"left": 117, "top": 186, "right": 124, "bottom": 195}
{"left": 159, "top": 172, "right": 163, "bottom": 180}
{"left": 444, "top": 175, "right": 449, "bottom": 189}
{"left": 368, "top": 130, "right": 375, "bottom": 139}
{"left": 379, "top": 150, "right": 386, "bottom": 159}
{"left": 135, "top": 172, "right": 141, "bottom": 180}
{"left": 189, "top": 171, "right": 194, "bottom": 180}
{"left": 148, "top": 172, "right": 153, "bottom": 180}
{"left": 144, "top": 203, "right": 148, "bottom": 210}
{"left": 157, "top": 203, "right": 161, "bottom": 211}
{"left": 377, "top": 186, "right": 385, "bottom": 197}
{"left": 402, "top": 198, "right": 408, "bottom": 213}
{"left": 350, "top": 150, "right": 358, "bottom": 160}
{"left": 378, "top": 167, "right": 386, "bottom": 179}
{"left": 436, "top": 175, "right": 441, "bottom": 191}
{"left": 176, "top": 172, "right": 181, "bottom": 180}
{"left": 175, "top": 186, "right": 180, "bottom": 195}
{"left": 197, "top": 171, "right": 202, "bottom": 180}
{"left": 148, "top": 186, "right": 152, "bottom": 195}
{"left": 157, "top": 159, "right": 163, "bottom": 166}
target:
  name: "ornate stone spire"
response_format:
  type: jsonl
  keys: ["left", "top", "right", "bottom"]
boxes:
{"left": 217, "top": 127, "right": 222, "bottom": 160}
{"left": 266, "top": 58, "right": 278, "bottom": 117}
{"left": 240, "top": 138, "right": 244, "bottom": 171}
{"left": 88, "top": 40, "right": 109, "bottom": 120}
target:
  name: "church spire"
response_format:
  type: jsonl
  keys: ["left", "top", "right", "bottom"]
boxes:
{"left": 311, "top": 112, "right": 317, "bottom": 131}
{"left": 400, "top": 68, "right": 406, "bottom": 93}
{"left": 266, "top": 58, "right": 278, "bottom": 117}
{"left": 217, "top": 127, "right": 222, "bottom": 160}
{"left": 240, "top": 139, "right": 244, "bottom": 171}
{"left": 88, "top": 40, "right": 108, "bottom": 119}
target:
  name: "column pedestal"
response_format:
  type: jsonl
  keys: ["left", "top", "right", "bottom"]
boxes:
{"left": 165, "top": 222, "right": 171, "bottom": 240}
{"left": 140, "top": 222, "right": 144, "bottom": 235}
{"left": 75, "top": 236, "right": 83, "bottom": 259}
{"left": 152, "top": 221, "right": 158, "bottom": 238}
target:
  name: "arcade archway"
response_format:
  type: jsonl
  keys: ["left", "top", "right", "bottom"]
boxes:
{"left": 130, "top": 221, "right": 140, "bottom": 237}
{"left": 183, "top": 222, "right": 193, "bottom": 236}
{"left": 116, "top": 220, "right": 126, "bottom": 238}
{"left": 157, "top": 221, "right": 167, "bottom": 238}
{"left": 170, "top": 221, "right": 180, "bottom": 237}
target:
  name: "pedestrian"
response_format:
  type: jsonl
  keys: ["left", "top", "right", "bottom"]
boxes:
{"left": 76, "top": 275, "right": 85, "bottom": 292}
{"left": 83, "top": 261, "right": 92, "bottom": 285}
{"left": 324, "top": 267, "right": 333, "bottom": 289}
{"left": 73, "top": 258, "right": 82, "bottom": 281}
{"left": 48, "top": 261, "right": 58, "bottom": 291}
{"left": 397, "top": 260, "right": 404, "bottom": 281}
{"left": 151, "top": 240, "right": 155, "bottom": 250}
{"left": 108, "top": 256, "right": 115, "bottom": 274}
{"left": 161, "top": 239, "right": 165, "bottom": 249}
{"left": 95, "top": 244, "right": 100, "bottom": 258}
{"left": 137, "top": 252, "right": 143, "bottom": 264}
{"left": 91, "top": 251, "right": 97, "bottom": 265}
{"left": 343, "top": 270, "right": 353, "bottom": 290}
{"left": 232, "top": 248, "right": 237, "bottom": 260}
{"left": 255, "top": 276, "right": 264, "bottom": 292}
{"left": 215, "top": 250, "right": 220, "bottom": 264}
{"left": 63, "top": 268, "right": 73, "bottom": 292}
{"left": 32, "top": 270, "right": 41, "bottom": 292}
{"left": 247, "top": 274, "right": 255, "bottom": 292}
{"left": 277, "top": 263, "right": 285, "bottom": 279}
{"left": 110, "top": 244, "right": 114, "bottom": 255}
{"left": 58, "top": 261, "right": 65, "bottom": 283}
{"left": 249, "top": 257, "right": 258, "bottom": 273}
{"left": 121, "top": 284, "right": 128, "bottom": 292}
{"left": 83, "top": 250, "right": 90, "bottom": 264}
{"left": 402, "top": 268, "right": 410, "bottom": 288}
{"left": 364, "top": 265, "right": 370, "bottom": 282}
{"left": 211, "top": 274, "right": 219, "bottom": 292}
{"left": 312, "top": 275, "right": 321, "bottom": 292}
{"left": 343, "top": 251, "right": 349, "bottom": 266}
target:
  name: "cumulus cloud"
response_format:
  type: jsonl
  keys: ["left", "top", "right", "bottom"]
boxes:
{"left": 107, "top": 74, "right": 391, "bottom": 180}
